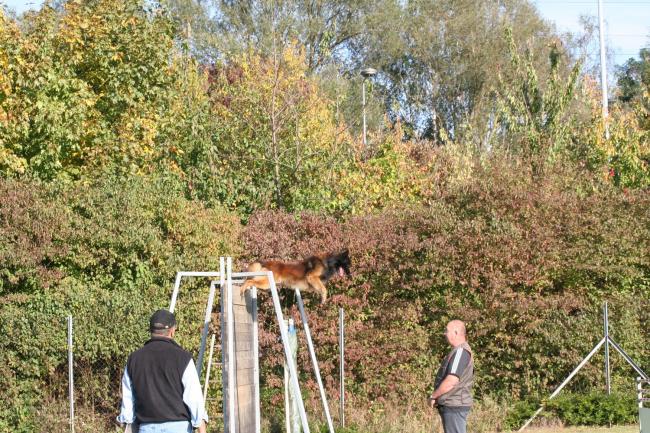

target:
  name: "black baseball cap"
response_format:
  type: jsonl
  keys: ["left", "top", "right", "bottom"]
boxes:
{"left": 149, "top": 309, "right": 177, "bottom": 331}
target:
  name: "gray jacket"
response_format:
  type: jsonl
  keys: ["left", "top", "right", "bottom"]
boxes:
{"left": 434, "top": 341, "right": 474, "bottom": 407}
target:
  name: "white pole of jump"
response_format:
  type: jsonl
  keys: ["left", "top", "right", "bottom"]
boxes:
{"left": 203, "top": 334, "right": 216, "bottom": 403}
{"left": 268, "top": 273, "right": 311, "bottom": 433}
{"left": 169, "top": 272, "right": 183, "bottom": 312}
{"left": 197, "top": 280, "right": 218, "bottom": 378}
{"left": 227, "top": 257, "right": 236, "bottom": 433}
{"left": 219, "top": 258, "right": 227, "bottom": 432}
{"left": 253, "top": 286, "right": 261, "bottom": 433}
{"left": 295, "top": 289, "right": 335, "bottom": 433}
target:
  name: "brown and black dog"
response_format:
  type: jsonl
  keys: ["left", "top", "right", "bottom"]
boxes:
{"left": 239, "top": 250, "right": 351, "bottom": 303}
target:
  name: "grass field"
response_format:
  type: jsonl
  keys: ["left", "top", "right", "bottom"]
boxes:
{"left": 525, "top": 426, "right": 638, "bottom": 433}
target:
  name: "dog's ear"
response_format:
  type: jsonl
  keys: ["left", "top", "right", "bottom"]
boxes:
{"left": 341, "top": 249, "right": 349, "bottom": 256}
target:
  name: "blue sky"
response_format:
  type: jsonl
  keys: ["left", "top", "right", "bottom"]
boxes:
{"left": 2, "top": 0, "right": 648, "bottom": 66}
{"left": 533, "top": 0, "right": 649, "bottom": 66}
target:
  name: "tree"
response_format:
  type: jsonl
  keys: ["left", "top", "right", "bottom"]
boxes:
{"left": 494, "top": 27, "right": 582, "bottom": 175}
{"left": 0, "top": 0, "right": 213, "bottom": 180}
{"left": 616, "top": 48, "right": 650, "bottom": 104}
{"left": 356, "top": 0, "right": 558, "bottom": 142}
{"left": 203, "top": 46, "right": 348, "bottom": 214}
{"left": 214, "top": 0, "right": 397, "bottom": 72}
{"left": 163, "top": 0, "right": 566, "bottom": 145}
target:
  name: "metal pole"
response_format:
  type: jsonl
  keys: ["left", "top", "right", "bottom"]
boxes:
{"left": 227, "top": 257, "right": 236, "bottom": 433}
{"left": 339, "top": 308, "right": 345, "bottom": 428}
{"left": 169, "top": 272, "right": 183, "bottom": 312}
{"left": 219, "top": 258, "right": 228, "bottom": 431}
{"left": 68, "top": 315, "right": 75, "bottom": 433}
{"left": 608, "top": 337, "right": 649, "bottom": 380}
{"left": 295, "top": 289, "right": 335, "bottom": 433}
{"left": 253, "top": 286, "right": 261, "bottom": 433}
{"left": 284, "top": 323, "right": 291, "bottom": 433}
{"left": 284, "top": 319, "right": 300, "bottom": 433}
{"left": 198, "top": 280, "right": 218, "bottom": 378}
{"left": 203, "top": 334, "right": 216, "bottom": 403}
{"left": 518, "top": 337, "right": 606, "bottom": 432}
{"left": 268, "top": 272, "right": 311, "bottom": 433}
{"left": 598, "top": 0, "right": 609, "bottom": 139}
{"left": 362, "top": 79, "right": 367, "bottom": 147}
{"left": 604, "top": 302, "right": 611, "bottom": 395}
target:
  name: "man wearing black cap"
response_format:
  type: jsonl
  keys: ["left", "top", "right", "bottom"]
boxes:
{"left": 117, "top": 309, "right": 208, "bottom": 433}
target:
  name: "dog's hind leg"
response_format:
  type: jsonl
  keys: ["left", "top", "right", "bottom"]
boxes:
{"left": 239, "top": 262, "right": 270, "bottom": 297}
{"left": 240, "top": 277, "right": 270, "bottom": 297}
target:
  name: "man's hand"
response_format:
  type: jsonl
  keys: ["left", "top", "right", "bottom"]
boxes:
{"left": 428, "top": 396, "right": 437, "bottom": 408}
{"left": 196, "top": 420, "right": 207, "bottom": 433}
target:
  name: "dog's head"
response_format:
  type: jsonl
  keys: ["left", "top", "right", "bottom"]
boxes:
{"left": 332, "top": 249, "right": 351, "bottom": 278}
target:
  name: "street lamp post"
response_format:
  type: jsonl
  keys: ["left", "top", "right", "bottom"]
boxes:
{"left": 360, "top": 67, "right": 377, "bottom": 147}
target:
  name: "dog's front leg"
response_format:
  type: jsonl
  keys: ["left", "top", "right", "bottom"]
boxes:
{"left": 306, "top": 275, "right": 328, "bottom": 303}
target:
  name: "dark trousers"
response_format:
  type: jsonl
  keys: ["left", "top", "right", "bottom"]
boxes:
{"left": 438, "top": 406, "right": 470, "bottom": 433}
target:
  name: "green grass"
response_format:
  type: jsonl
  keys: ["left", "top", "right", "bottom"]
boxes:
{"left": 525, "top": 426, "right": 638, "bottom": 433}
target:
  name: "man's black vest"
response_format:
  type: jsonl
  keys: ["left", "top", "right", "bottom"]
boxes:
{"left": 126, "top": 337, "right": 193, "bottom": 424}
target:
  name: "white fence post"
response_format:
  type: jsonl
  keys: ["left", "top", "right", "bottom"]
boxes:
{"left": 67, "top": 315, "right": 75, "bottom": 433}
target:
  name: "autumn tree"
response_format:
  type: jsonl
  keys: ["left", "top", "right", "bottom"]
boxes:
{"left": 203, "top": 46, "right": 347, "bottom": 214}
{"left": 0, "top": 0, "right": 213, "bottom": 180}
{"left": 493, "top": 28, "right": 582, "bottom": 176}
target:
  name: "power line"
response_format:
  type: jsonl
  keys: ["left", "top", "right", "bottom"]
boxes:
{"left": 536, "top": 1, "right": 650, "bottom": 4}
{"left": 536, "top": 1, "right": 650, "bottom": 3}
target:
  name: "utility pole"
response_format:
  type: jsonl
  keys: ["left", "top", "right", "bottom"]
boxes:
{"left": 360, "top": 68, "right": 377, "bottom": 148}
{"left": 598, "top": 0, "right": 610, "bottom": 139}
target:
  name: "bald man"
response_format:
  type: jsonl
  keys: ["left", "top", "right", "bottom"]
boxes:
{"left": 428, "top": 320, "right": 474, "bottom": 433}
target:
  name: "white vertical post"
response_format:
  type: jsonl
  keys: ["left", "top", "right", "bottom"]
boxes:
{"left": 598, "top": 0, "right": 609, "bottom": 138}
{"left": 203, "top": 334, "right": 216, "bottom": 403}
{"left": 284, "top": 323, "right": 291, "bottom": 433}
{"left": 268, "top": 272, "right": 310, "bottom": 433}
{"left": 198, "top": 280, "right": 218, "bottom": 378}
{"left": 604, "top": 302, "right": 611, "bottom": 395}
{"left": 169, "top": 272, "right": 183, "bottom": 313}
{"left": 67, "top": 315, "right": 75, "bottom": 433}
{"left": 295, "top": 289, "right": 335, "bottom": 433}
{"left": 252, "top": 286, "right": 261, "bottom": 433}
{"left": 284, "top": 319, "right": 300, "bottom": 433}
{"left": 339, "top": 308, "right": 345, "bottom": 428}
{"left": 227, "top": 257, "right": 236, "bottom": 433}
{"left": 220, "top": 258, "right": 228, "bottom": 431}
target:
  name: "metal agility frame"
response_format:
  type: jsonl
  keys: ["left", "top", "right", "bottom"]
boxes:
{"left": 518, "top": 302, "right": 649, "bottom": 431}
{"left": 168, "top": 257, "right": 335, "bottom": 433}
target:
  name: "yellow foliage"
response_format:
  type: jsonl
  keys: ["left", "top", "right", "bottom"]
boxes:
{"left": 333, "top": 125, "right": 435, "bottom": 214}
{"left": 208, "top": 44, "right": 348, "bottom": 212}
